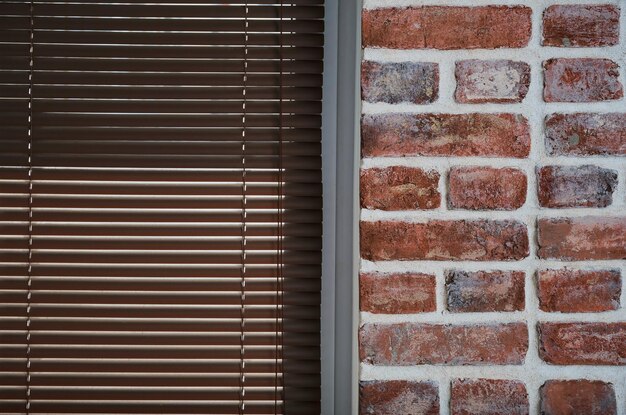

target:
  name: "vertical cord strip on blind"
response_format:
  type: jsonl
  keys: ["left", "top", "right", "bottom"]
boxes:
{"left": 239, "top": 1, "right": 249, "bottom": 413}
{"left": 276, "top": 1, "right": 285, "bottom": 412}
{"left": 25, "top": 0, "right": 34, "bottom": 412}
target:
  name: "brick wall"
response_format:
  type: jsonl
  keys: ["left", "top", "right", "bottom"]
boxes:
{"left": 358, "top": 1, "right": 625, "bottom": 414}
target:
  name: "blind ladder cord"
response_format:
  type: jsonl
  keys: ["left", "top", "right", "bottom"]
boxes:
{"left": 26, "top": 0, "right": 35, "bottom": 412}
{"left": 239, "top": 1, "right": 249, "bottom": 414}
{"left": 276, "top": 1, "right": 286, "bottom": 413}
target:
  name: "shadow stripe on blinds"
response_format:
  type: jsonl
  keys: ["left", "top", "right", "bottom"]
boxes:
{"left": 0, "top": 1, "right": 323, "bottom": 413}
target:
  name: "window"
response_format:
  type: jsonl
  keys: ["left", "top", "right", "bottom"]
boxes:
{"left": 0, "top": 1, "right": 327, "bottom": 413}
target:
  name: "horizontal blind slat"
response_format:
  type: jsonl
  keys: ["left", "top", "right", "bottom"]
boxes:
{"left": 4, "top": 58, "right": 323, "bottom": 73}
{"left": 32, "top": 72, "right": 323, "bottom": 86}
{"left": 31, "top": 99, "right": 323, "bottom": 114}
{"left": 32, "top": 85, "right": 322, "bottom": 100}
{"left": 0, "top": 167, "right": 322, "bottom": 182}
{"left": 28, "top": 31, "right": 324, "bottom": 46}
{"left": 0, "top": 236, "right": 323, "bottom": 250}
{"left": 29, "top": 4, "right": 323, "bottom": 19}
{"left": 0, "top": 380, "right": 295, "bottom": 391}
{"left": 32, "top": 44, "right": 324, "bottom": 59}
{"left": 0, "top": 18, "right": 323, "bottom": 34}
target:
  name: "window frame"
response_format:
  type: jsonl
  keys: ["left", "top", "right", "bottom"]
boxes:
{"left": 321, "top": 0, "right": 360, "bottom": 413}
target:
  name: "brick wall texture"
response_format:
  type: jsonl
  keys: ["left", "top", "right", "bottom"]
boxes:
{"left": 359, "top": 1, "right": 625, "bottom": 414}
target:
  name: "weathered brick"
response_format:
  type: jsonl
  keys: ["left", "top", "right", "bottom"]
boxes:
{"left": 448, "top": 167, "right": 527, "bottom": 211}
{"left": 360, "top": 220, "right": 529, "bottom": 261}
{"left": 361, "top": 113, "right": 530, "bottom": 158}
{"left": 540, "top": 380, "right": 617, "bottom": 415}
{"left": 360, "top": 323, "right": 528, "bottom": 365}
{"left": 537, "top": 165, "right": 618, "bottom": 208}
{"left": 545, "top": 113, "right": 626, "bottom": 156}
{"left": 360, "top": 166, "right": 440, "bottom": 210}
{"left": 455, "top": 60, "right": 530, "bottom": 103}
{"left": 537, "top": 269, "right": 621, "bottom": 313}
{"left": 538, "top": 322, "right": 626, "bottom": 365}
{"left": 446, "top": 270, "right": 525, "bottom": 313}
{"left": 543, "top": 58, "right": 623, "bottom": 102}
{"left": 450, "top": 379, "right": 529, "bottom": 415}
{"left": 537, "top": 217, "right": 626, "bottom": 260}
{"left": 360, "top": 272, "right": 436, "bottom": 314}
{"left": 361, "top": 61, "right": 439, "bottom": 104}
{"left": 362, "top": 6, "right": 532, "bottom": 50}
{"left": 360, "top": 380, "right": 439, "bottom": 415}
{"left": 543, "top": 5, "right": 620, "bottom": 47}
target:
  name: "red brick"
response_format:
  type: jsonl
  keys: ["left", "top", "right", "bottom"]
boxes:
{"left": 360, "top": 220, "right": 529, "bottom": 261}
{"left": 537, "top": 165, "right": 618, "bottom": 208}
{"left": 360, "top": 166, "right": 440, "bottom": 210}
{"left": 538, "top": 322, "right": 626, "bottom": 365}
{"left": 537, "top": 217, "right": 626, "bottom": 260}
{"left": 545, "top": 113, "right": 626, "bottom": 156}
{"left": 361, "top": 113, "right": 530, "bottom": 158}
{"left": 362, "top": 61, "right": 439, "bottom": 104}
{"left": 360, "top": 380, "right": 439, "bottom": 415}
{"left": 455, "top": 60, "right": 530, "bottom": 104}
{"left": 537, "top": 269, "right": 621, "bottom": 313}
{"left": 360, "top": 272, "right": 436, "bottom": 314}
{"left": 360, "top": 323, "right": 528, "bottom": 365}
{"left": 448, "top": 167, "right": 527, "bottom": 211}
{"left": 543, "top": 58, "right": 623, "bottom": 102}
{"left": 446, "top": 270, "right": 525, "bottom": 313}
{"left": 362, "top": 6, "right": 531, "bottom": 50}
{"left": 450, "top": 379, "right": 529, "bottom": 415}
{"left": 543, "top": 5, "right": 619, "bottom": 47}
{"left": 540, "top": 380, "right": 617, "bottom": 415}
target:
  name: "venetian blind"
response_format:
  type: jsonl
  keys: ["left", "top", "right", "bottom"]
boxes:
{"left": 0, "top": 1, "right": 323, "bottom": 413}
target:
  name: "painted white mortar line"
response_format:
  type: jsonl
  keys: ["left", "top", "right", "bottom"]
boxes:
{"left": 437, "top": 54, "right": 456, "bottom": 107}
{"left": 361, "top": 258, "right": 625, "bottom": 271}
{"left": 360, "top": 363, "right": 626, "bottom": 382}
{"left": 615, "top": 8, "right": 626, "bottom": 415}
{"left": 361, "top": 209, "right": 626, "bottom": 221}
{"left": 364, "top": 47, "right": 626, "bottom": 63}
{"left": 434, "top": 268, "right": 446, "bottom": 314}
{"left": 362, "top": 100, "right": 626, "bottom": 114}
{"left": 362, "top": 310, "right": 626, "bottom": 324}
{"left": 433, "top": 266, "right": 450, "bottom": 415}
{"left": 439, "top": 377, "right": 451, "bottom": 415}
{"left": 363, "top": 156, "right": 625, "bottom": 169}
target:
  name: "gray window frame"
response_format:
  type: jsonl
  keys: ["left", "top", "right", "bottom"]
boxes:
{"left": 321, "top": 0, "right": 360, "bottom": 413}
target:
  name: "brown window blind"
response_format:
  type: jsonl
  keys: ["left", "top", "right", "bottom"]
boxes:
{"left": 0, "top": 1, "right": 323, "bottom": 413}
